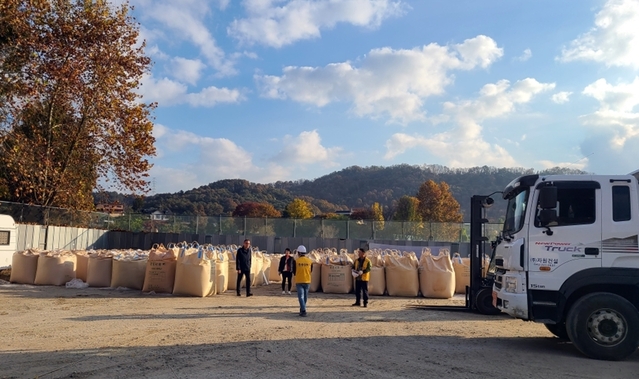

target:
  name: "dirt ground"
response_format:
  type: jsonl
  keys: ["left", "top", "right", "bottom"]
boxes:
{"left": 0, "top": 281, "right": 637, "bottom": 379}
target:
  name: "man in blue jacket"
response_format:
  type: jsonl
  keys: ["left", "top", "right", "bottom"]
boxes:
{"left": 236, "top": 239, "right": 253, "bottom": 297}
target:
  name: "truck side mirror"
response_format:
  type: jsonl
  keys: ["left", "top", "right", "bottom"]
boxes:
{"left": 539, "top": 186, "right": 557, "bottom": 209}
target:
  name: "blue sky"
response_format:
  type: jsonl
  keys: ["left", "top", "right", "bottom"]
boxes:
{"left": 112, "top": 0, "right": 639, "bottom": 194}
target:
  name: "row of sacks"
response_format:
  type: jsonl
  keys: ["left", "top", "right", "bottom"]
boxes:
{"left": 9, "top": 244, "right": 233, "bottom": 297}
{"left": 258, "top": 247, "right": 489, "bottom": 299}
{"left": 8, "top": 244, "right": 490, "bottom": 299}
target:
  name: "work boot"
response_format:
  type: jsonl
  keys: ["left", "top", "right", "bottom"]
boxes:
{"left": 363, "top": 303, "right": 368, "bottom": 308}
{"left": 247, "top": 293, "right": 253, "bottom": 297}
{"left": 352, "top": 302, "right": 361, "bottom": 306}
{"left": 236, "top": 293, "right": 241, "bottom": 296}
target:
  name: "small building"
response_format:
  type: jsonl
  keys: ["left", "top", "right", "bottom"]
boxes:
{"left": 150, "top": 210, "right": 171, "bottom": 221}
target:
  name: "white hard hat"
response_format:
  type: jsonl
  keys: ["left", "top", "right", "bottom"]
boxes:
{"left": 297, "top": 245, "right": 307, "bottom": 254}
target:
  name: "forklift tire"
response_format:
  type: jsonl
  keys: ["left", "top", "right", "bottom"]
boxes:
{"left": 475, "top": 287, "right": 501, "bottom": 315}
{"left": 566, "top": 292, "right": 639, "bottom": 361}
{"left": 544, "top": 322, "right": 569, "bottom": 340}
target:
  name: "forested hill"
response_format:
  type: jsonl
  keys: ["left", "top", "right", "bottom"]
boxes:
{"left": 97, "top": 165, "right": 588, "bottom": 221}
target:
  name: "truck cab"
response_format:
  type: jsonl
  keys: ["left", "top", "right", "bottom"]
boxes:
{"left": 492, "top": 172, "right": 639, "bottom": 361}
{"left": 0, "top": 214, "right": 18, "bottom": 269}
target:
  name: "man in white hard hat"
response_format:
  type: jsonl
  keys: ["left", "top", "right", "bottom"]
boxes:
{"left": 294, "top": 245, "right": 312, "bottom": 317}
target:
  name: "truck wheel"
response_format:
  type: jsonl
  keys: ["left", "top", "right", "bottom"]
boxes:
{"left": 566, "top": 292, "right": 639, "bottom": 361}
{"left": 475, "top": 287, "right": 501, "bottom": 315}
{"left": 544, "top": 322, "right": 568, "bottom": 340}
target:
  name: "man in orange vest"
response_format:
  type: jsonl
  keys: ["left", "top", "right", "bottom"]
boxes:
{"left": 352, "top": 248, "right": 372, "bottom": 307}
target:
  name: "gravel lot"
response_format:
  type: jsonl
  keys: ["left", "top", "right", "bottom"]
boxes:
{"left": 0, "top": 282, "right": 637, "bottom": 379}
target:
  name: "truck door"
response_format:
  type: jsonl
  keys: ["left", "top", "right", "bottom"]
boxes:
{"left": 528, "top": 181, "right": 602, "bottom": 292}
{"left": 601, "top": 179, "right": 639, "bottom": 268}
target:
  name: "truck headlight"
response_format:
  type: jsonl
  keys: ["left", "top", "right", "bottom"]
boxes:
{"left": 505, "top": 277, "right": 517, "bottom": 293}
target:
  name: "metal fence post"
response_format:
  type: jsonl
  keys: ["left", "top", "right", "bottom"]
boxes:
{"left": 293, "top": 219, "right": 296, "bottom": 238}
{"left": 346, "top": 219, "right": 349, "bottom": 239}
{"left": 195, "top": 215, "right": 199, "bottom": 234}
{"left": 219, "top": 214, "right": 222, "bottom": 235}
{"left": 243, "top": 216, "right": 246, "bottom": 236}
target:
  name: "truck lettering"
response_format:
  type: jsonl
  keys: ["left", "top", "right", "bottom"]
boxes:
{"left": 544, "top": 246, "right": 582, "bottom": 252}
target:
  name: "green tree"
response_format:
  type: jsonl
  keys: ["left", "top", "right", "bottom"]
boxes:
{"left": 393, "top": 196, "right": 421, "bottom": 221}
{"left": 285, "top": 198, "right": 313, "bottom": 219}
{"left": 0, "top": 0, "right": 155, "bottom": 210}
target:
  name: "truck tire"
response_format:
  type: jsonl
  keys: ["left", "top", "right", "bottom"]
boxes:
{"left": 544, "top": 322, "right": 568, "bottom": 340}
{"left": 565, "top": 292, "right": 639, "bottom": 361}
{"left": 475, "top": 287, "right": 501, "bottom": 315}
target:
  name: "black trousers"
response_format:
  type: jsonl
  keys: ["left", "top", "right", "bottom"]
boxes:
{"left": 355, "top": 280, "right": 369, "bottom": 304}
{"left": 281, "top": 272, "right": 293, "bottom": 291}
{"left": 236, "top": 270, "right": 251, "bottom": 295}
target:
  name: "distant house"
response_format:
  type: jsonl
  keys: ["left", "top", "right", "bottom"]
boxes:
{"left": 150, "top": 210, "right": 171, "bottom": 221}
{"left": 335, "top": 209, "right": 353, "bottom": 216}
{"left": 95, "top": 202, "right": 124, "bottom": 215}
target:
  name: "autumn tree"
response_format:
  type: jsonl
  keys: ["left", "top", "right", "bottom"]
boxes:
{"left": 416, "top": 180, "right": 463, "bottom": 241}
{"left": 371, "top": 202, "right": 384, "bottom": 230}
{"left": 232, "top": 202, "right": 281, "bottom": 218}
{"left": 0, "top": 0, "right": 155, "bottom": 210}
{"left": 285, "top": 198, "right": 313, "bottom": 219}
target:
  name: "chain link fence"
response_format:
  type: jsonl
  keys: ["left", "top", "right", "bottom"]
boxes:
{"left": 0, "top": 200, "right": 503, "bottom": 243}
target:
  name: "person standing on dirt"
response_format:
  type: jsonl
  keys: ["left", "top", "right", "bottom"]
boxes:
{"left": 236, "top": 239, "right": 253, "bottom": 297}
{"left": 352, "top": 248, "right": 372, "bottom": 307}
{"left": 294, "top": 245, "right": 312, "bottom": 317}
{"left": 278, "top": 248, "right": 294, "bottom": 295}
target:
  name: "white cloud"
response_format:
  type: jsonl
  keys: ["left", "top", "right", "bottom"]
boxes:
{"left": 559, "top": 0, "right": 639, "bottom": 68}
{"left": 538, "top": 159, "right": 588, "bottom": 171}
{"left": 580, "top": 77, "right": 639, "bottom": 148}
{"left": 256, "top": 35, "right": 503, "bottom": 123}
{"left": 150, "top": 127, "right": 290, "bottom": 193}
{"left": 551, "top": 91, "right": 573, "bottom": 104}
{"left": 384, "top": 78, "right": 555, "bottom": 167}
{"left": 271, "top": 130, "right": 342, "bottom": 166}
{"left": 140, "top": 74, "right": 245, "bottom": 107}
{"left": 229, "top": 0, "right": 407, "bottom": 48}
{"left": 170, "top": 57, "right": 206, "bottom": 85}
{"left": 515, "top": 48, "right": 532, "bottom": 62}
{"left": 136, "top": 0, "right": 236, "bottom": 75}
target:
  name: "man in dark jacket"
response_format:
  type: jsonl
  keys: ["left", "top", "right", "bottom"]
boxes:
{"left": 236, "top": 239, "right": 253, "bottom": 297}
{"left": 278, "top": 248, "right": 295, "bottom": 294}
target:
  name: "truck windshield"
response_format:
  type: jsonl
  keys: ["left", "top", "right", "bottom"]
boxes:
{"left": 503, "top": 189, "right": 529, "bottom": 234}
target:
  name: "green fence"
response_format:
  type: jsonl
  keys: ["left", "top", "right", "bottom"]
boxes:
{"left": 0, "top": 201, "right": 503, "bottom": 243}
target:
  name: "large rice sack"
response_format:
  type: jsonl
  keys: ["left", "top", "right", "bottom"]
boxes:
{"left": 34, "top": 251, "right": 77, "bottom": 286}
{"left": 227, "top": 250, "right": 238, "bottom": 291}
{"left": 268, "top": 254, "right": 282, "bottom": 282}
{"left": 308, "top": 251, "right": 322, "bottom": 292}
{"left": 142, "top": 246, "right": 177, "bottom": 293}
{"left": 419, "top": 250, "right": 455, "bottom": 299}
{"left": 173, "top": 248, "right": 215, "bottom": 297}
{"left": 74, "top": 250, "right": 89, "bottom": 282}
{"left": 384, "top": 253, "right": 419, "bottom": 297}
{"left": 215, "top": 252, "right": 229, "bottom": 294}
{"left": 87, "top": 252, "right": 113, "bottom": 287}
{"left": 319, "top": 253, "right": 353, "bottom": 294}
{"left": 367, "top": 253, "right": 386, "bottom": 296}
{"left": 111, "top": 251, "right": 148, "bottom": 290}
{"left": 452, "top": 253, "right": 470, "bottom": 294}
{"left": 9, "top": 250, "right": 40, "bottom": 284}
{"left": 250, "top": 252, "right": 264, "bottom": 286}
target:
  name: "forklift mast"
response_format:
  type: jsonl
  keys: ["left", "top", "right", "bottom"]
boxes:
{"left": 466, "top": 194, "right": 500, "bottom": 314}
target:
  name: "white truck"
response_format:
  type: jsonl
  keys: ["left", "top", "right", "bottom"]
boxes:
{"left": 492, "top": 171, "right": 639, "bottom": 361}
{"left": 0, "top": 214, "right": 18, "bottom": 269}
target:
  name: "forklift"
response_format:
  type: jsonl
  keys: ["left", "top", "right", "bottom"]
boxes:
{"left": 411, "top": 193, "right": 502, "bottom": 315}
